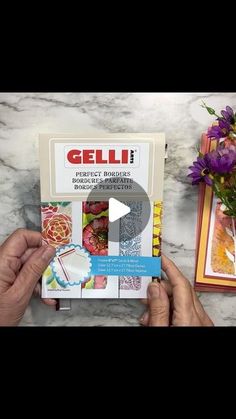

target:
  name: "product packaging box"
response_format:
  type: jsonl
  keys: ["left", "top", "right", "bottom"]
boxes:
{"left": 39, "top": 133, "right": 165, "bottom": 298}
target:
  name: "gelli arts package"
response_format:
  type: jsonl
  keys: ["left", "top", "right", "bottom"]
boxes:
{"left": 39, "top": 133, "right": 165, "bottom": 298}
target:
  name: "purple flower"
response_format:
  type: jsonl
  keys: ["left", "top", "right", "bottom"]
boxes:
{"left": 221, "top": 106, "right": 234, "bottom": 122}
{"left": 205, "top": 146, "right": 236, "bottom": 174}
{"left": 188, "top": 156, "right": 213, "bottom": 186}
{"left": 218, "top": 119, "right": 231, "bottom": 131}
{"left": 207, "top": 125, "right": 227, "bottom": 140}
{"left": 207, "top": 118, "right": 232, "bottom": 139}
{"left": 207, "top": 106, "right": 235, "bottom": 140}
{"left": 220, "top": 144, "right": 236, "bottom": 154}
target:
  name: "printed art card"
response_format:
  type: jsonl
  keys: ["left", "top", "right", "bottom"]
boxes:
{"left": 195, "top": 135, "right": 236, "bottom": 292}
{"left": 39, "top": 133, "right": 165, "bottom": 298}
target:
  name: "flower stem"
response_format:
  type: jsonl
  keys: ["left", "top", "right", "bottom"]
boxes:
{"left": 201, "top": 101, "right": 221, "bottom": 119}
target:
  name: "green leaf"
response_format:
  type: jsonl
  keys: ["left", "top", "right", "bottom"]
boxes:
{"left": 200, "top": 101, "right": 221, "bottom": 118}
{"left": 46, "top": 276, "right": 55, "bottom": 285}
{"left": 85, "top": 278, "right": 95, "bottom": 289}
{"left": 82, "top": 210, "right": 108, "bottom": 226}
{"left": 224, "top": 209, "right": 236, "bottom": 217}
{"left": 41, "top": 201, "right": 71, "bottom": 207}
{"left": 201, "top": 101, "right": 216, "bottom": 115}
{"left": 60, "top": 202, "right": 71, "bottom": 207}
{"left": 50, "top": 279, "right": 59, "bottom": 289}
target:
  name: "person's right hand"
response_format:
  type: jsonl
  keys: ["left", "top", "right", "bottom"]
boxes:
{"left": 140, "top": 255, "right": 214, "bottom": 327}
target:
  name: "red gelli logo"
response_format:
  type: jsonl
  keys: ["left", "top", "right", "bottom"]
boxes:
{"left": 66, "top": 147, "right": 138, "bottom": 166}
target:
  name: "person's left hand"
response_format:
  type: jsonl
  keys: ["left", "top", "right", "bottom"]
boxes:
{"left": 0, "top": 229, "right": 56, "bottom": 326}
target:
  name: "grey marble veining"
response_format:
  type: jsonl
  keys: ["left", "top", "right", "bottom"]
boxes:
{"left": 1, "top": 92, "right": 236, "bottom": 326}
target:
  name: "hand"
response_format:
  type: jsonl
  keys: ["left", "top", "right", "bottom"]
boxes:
{"left": 0, "top": 229, "right": 56, "bottom": 326}
{"left": 140, "top": 255, "right": 213, "bottom": 327}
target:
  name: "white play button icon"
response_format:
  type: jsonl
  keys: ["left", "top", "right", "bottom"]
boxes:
{"left": 109, "top": 198, "right": 130, "bottom": 222}
{"left": 86, "top": 177, "right": 151, "bottom": 242}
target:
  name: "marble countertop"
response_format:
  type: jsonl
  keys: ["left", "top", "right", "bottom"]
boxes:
{"left": 1, "top": 92, "right": 236, "bottom": 326}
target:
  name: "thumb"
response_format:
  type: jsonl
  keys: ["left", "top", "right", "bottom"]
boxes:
{"left": 13, "top": 245, "right": 56, "bottom": 299}
{"left": 148, "top": 282, "right": 170, "bottom": 326}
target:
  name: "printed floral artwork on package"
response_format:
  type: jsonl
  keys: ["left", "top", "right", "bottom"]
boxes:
{"left": 82, "top": 201, "right": 109, "bottom": 289}
{"left": 42, "top": 202, "right": 72, "bottom": 247}
{"left": 41, "top": 200, "right": 163, "bottom": 292}
{"left": 41, "top": 202, "right": 72, "bottom": 289}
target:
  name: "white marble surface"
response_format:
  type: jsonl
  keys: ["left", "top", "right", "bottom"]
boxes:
{"left": 1, "top": 92, "right": 236, "bottom": 326}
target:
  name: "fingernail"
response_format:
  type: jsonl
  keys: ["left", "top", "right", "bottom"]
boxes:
{"left": 148, "top": 283, "right": 160, "bottom": 298}
{"left": 139, "top": 311, "right": 149, "bottom": 325}
{"left": 34, "top": 283, "right": 41, "bottom": 295}
{"left": 153, "top": 277, "right": 161, "bottom": 283}
{"left": 48, "top": 299, "right": 57, "bottom": 305}
{"left": 41, "top": 245, "right": 56, "bottom": 262}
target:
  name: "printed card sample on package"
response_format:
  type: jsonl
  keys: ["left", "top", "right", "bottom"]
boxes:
{"left": 39, "top": 133, "right": 165, "bottom": 298}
